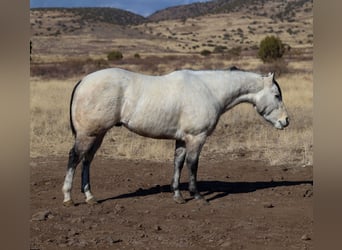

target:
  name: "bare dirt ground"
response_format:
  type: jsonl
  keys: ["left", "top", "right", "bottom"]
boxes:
{"left": 30, "top": 156, "right": 313, "bottom": 249}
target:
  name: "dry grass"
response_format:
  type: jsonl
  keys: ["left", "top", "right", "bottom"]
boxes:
{"left": 30, "top": 64, "right": 312, "bottom": 167}
{"left": 30, "top": 7, "right": 312, "bottom": 167}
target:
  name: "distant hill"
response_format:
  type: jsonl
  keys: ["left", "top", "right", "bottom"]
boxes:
{"left": 32, "top": 7, "right": 146, "bottom": 26}
{"left": 148, "top": 0, "right": 313, "bottom": 22}
{"left": 31, "top": 0, "right": 313, "bottom": 26}
{"left": 30, "top": 0, "right": 312, "bottom": 65}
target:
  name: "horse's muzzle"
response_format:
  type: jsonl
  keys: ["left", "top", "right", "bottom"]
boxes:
{"left": 276, "top": 116, "right": 289, "bottom": 129}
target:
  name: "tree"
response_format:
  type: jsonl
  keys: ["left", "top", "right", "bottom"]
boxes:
{"left": 200, "top": 49, "right": 211, "bottom": 56}
{"left": 258, "top": 36, "right": 285, "bottom": 63}
{"left": 107, "top": 50, "right": 123, "bottom": 61}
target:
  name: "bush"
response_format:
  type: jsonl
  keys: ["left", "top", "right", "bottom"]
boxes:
{"left": 200, "top": 49, "right": 212, "bottom": 56}
{"left": 107, "top": 50, "right": 123, "bottom": 61}
{"left": 134, "top": 53, "right": 141, "bottom": 59}
{"left": 258, "top": 36, "right": 285, "bottom": 63}
{"left": 213, "top": 45, "right": 227, "bottom": 54}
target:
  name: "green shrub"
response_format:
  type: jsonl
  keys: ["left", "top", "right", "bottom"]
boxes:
{"left": 134, "top": 53, "right": 141, "bottom": 59}
{"left": 258, "top": 36, "right": 285, "bottom": 63}
{"left": 213, "top": 45, "right": 227, "bottom": 53}
{"left": 200, "top": 49, "right": 211, "bottom": 56}
{"left": 107, "top": 50, "right": 123, "bottom": 61}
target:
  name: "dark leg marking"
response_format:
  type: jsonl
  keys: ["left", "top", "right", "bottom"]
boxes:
{"left": 80, "top": 133, "right": 106, "bottom": 204}
{"left": 171, "top": 140, "right": 186, "bottom": 204}
{"left": 62, "top": 145, "right": 82, "bottom": 206}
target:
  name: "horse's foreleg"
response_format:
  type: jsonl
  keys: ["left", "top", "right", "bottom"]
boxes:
{"left": 62, "top": 146, "right": 81, "bottom": 206}
{"left": 81, "top": 133, "right": 105, "bottom": 205}
{"left": 185, "top": 134, "right": 208, "bottom": 203}
{"left": 171, "top": 140, "right": 186, "bottom": 204}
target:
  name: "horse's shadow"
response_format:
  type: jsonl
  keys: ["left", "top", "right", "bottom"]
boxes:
{"left": 97, "top": 180, "right": 313, "bottom": 204}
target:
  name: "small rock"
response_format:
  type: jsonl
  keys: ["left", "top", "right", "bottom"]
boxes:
{"left": 303, "top": 189, "right": 313, "bottom": 198}
{"left": 90, "top": 238, "right": 100, "bottom": 245}
{"left": 115, "top": 204, "right": 125, "bottom": 212}
{"left": 78, "top": 239, "right": 88, "bottom": 247}
{"left": 68, "top": 229, "right": 78, "bottom": 237}
{"left": 154, "top": 225, "right": 162, "bottom": 231}
{"left": 301, "top": 234, "right": 311, "bottom": 241}
{"left": 221, "top": 241, "right": 232, "bottom": 247}
{"left": 67, "top": 239, "right": 77, "bottom": 246}
{"left": 263, "top": 202, "right": 274, "bottom": 208}
{"left": 31, "top": 210, "right": 52, "bottom": 221}
{"left": 70, "top": 217, "right": 82, "bottom": 224}
{"left": 107, "top": 236, "right": 115, "bottom": 244}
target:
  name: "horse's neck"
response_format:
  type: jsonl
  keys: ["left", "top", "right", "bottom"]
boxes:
{"left": 211, "top": 72, "right": 263, "bottom": 112}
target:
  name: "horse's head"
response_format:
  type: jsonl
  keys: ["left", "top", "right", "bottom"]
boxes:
{"left": 254, "top": 73, "right": 289, "bottom": 129}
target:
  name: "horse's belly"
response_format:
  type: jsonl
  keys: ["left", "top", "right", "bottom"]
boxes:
{"left": 123, "top": 114, "right": 182, "bottom": 139}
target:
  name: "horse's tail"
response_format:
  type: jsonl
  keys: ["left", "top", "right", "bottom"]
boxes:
{"left": 69, "top": 80, "right": 82, "bottom": 137}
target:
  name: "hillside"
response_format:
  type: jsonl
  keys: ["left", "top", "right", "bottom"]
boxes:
{"left": 30, "top": 0, "right": 312, "bottom": 78}
{"left": 149, "top": 0, "right": 313, "bottom": 22}
{"left": 31, "top": 7, "right": 146, "bottom": 27}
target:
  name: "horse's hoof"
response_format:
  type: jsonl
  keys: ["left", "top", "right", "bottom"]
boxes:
{"left": 197, "top": 198, "right": 210, "bottom": 205}
{"left": 63, "top": 200, "right": 74, "bottom": 207}
{"left": 193, "top": 194, "right": 210, "bottom": 205}
{"left": 86, "top": 197, "right": 98, "bottom": 205}
{"left": 173, "top": 195, "right": 186, "bottom": 204}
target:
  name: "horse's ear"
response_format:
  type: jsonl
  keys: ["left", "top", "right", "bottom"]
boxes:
{"left": 269, "top": 72, "right": 275, "bottom": 79}
{"left": 264, "top": 72, "right": 274, "bottom": 87}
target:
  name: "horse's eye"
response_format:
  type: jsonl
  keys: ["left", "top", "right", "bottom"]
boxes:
{"left": 275, "top": 94, "right": 280, "bottom": 99}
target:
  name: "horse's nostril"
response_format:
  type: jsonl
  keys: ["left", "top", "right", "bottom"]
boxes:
{"left": 285, "top": 117, "right": 289, "bottom": 126}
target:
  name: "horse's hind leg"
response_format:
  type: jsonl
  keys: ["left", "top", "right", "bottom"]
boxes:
{"left": 62, "top": 135, "right": 100, "bottom": 206}
{"left": 62, "top": 145, "right": 82, "bottom": 206}
{"left": 81, "top": 133, "right": 106, "bottom": 205}
{"left": 171, "top": 140, "right": 186, "bottom": 204}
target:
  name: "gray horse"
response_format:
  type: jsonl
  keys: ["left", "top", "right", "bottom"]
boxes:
{"left": 62, "top": 67, "right": 289, "bottom": 206}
